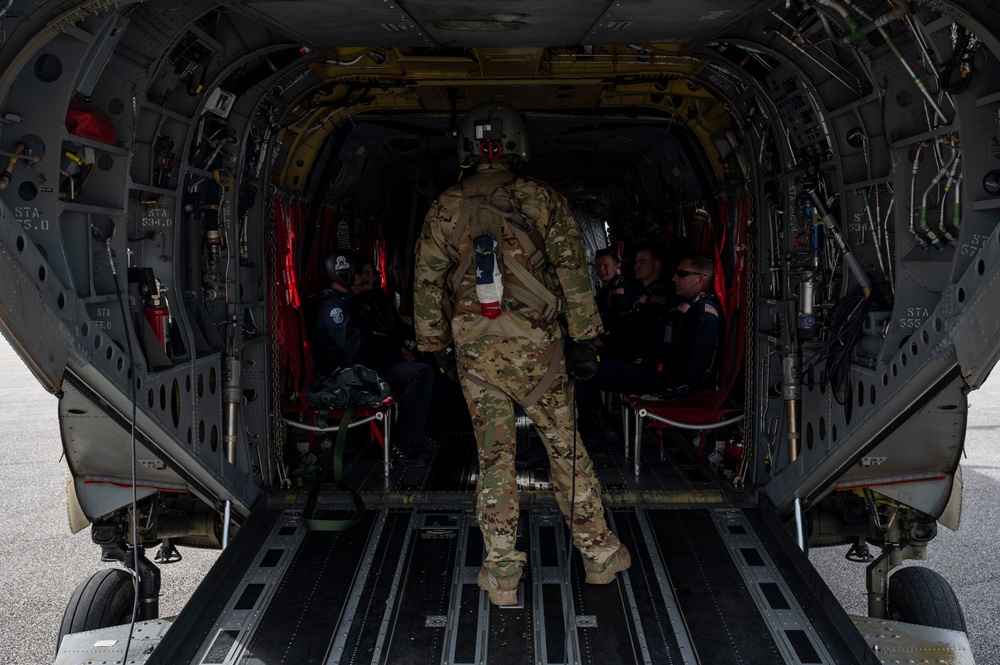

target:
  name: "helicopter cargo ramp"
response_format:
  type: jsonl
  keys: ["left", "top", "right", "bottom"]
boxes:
{"left": 66, "top": 437, "right": 889, "bottom": 665}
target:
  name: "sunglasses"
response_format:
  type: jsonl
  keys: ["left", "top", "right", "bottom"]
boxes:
{"left": 674, "top": 269, "right": 706, "bottom": 278}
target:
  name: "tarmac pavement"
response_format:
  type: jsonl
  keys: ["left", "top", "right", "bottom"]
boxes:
{"left": 0, "top": 333, "right": 997, "bottom": 664}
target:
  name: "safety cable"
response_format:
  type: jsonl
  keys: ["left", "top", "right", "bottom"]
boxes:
{"left": 96, "top": 224, "right": 141, "bottom": 663}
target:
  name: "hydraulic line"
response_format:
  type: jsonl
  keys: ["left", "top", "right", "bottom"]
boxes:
{"left": 222, "top": 321, "right": 241, "bottom": 549}
{"left": 813, "top": 0, "right": 865, "bottom": 43}
{"left": 783, "top": 354, "right": 802, "bottom": 463}
{"left": 919, "top": 144, "right": 957, "bottom": 249}
{"left": 908, "top": 142, "right": 927, "bottom": 248}
{"left": 950, "top": 173, "right": 963, "bottom": 231}
{"left": 881, "top": 195, "right": 895, "bottom": 289}
{"left": 768, "top": 207, "right": 782, "bottom": 298}
{"left": 878, "top": 23, "right": 951, "bottom": 126}
{"left": 938, "top": 151, "right": 962, "bottom": 242}
{"left": 907, "top": 16, "right": 945, "bottom": 87}
{"left": 835, "top": 1, "right": 910, "bottom": 46}
{"left": 859, "top": 188, "right": 887, "bottom": 274}
{"left": 817, "top": 0, "right": 950, "bottom": 125}
{"left": 0, "top": 141, "right": 38, "bottom": 189}
{"left": 804, "top": 185, "right": 873, "bottom": 296}
{"left": 765, "top": 15, "right": 861, "bottom": 93}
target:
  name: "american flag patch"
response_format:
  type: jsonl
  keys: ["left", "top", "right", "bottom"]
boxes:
{"left": 612, "top": 287, "right": 625, "bottom": 295}
{"left": 704, "top": 302, "right": 719, "bottom": 317}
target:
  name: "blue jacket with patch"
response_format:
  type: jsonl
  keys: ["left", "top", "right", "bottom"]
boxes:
{"left": 313, "top": 290, "right": 405, "bottom": 376}
{"left": 661, "top": 292, "right": 723, "bottom": 391}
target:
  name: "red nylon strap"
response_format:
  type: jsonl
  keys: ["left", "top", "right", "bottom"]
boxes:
{"left": 369, "top": 421, "right": 384, "bottom": 448}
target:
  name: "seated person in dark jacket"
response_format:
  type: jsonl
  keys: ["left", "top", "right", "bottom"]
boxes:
{"left": 576, "top": 253, "right": 722, "bottom": 446}
{"left": 354, "top": 260, "right": 400, "bottom": 339}
{"left": 600, "top": 241, "right": 672, "bottom": 360}
{"left": 593, "top": 248, "right": 638, "bottom": 347}
{"left": 660, "top": 254, "right": 724, "bottom": 394}
{"left": 577, "top": 241, "right": 671, "bottom": 444}
{"left": 312, "top": 249, "right": 437, "bottom": 466}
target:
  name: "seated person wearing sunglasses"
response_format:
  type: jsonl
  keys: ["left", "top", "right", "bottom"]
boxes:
{"left": 660, "top": 255, "right": 723, "bottom": 397}
{"left": 576, "top": 253, "right": 722, "bottom": 446}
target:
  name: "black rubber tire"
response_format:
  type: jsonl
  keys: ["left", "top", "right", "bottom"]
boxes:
{"left": 886, "top": 566, "right": 967, "bottom": 632}
{"left": 57, "top": 568, "right": 135, "bottom": 649}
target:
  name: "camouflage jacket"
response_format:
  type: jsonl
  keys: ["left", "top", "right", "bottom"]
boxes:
{"left": 414, "top": 164, "right": 602, "bottom": 353}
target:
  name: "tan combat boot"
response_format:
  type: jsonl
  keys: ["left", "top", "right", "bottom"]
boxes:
{"left": 477, "top": 567, "right": 519, "bottom": 606}
{"left": 584, "top": 544, "right": 632, "bottom": 584}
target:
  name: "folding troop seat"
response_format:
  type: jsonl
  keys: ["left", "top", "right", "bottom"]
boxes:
{"left": 284, "top": 397, "right": 395, "bottom": 477}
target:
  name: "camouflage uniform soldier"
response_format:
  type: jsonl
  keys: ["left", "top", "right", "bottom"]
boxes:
{"left": 413, "top": 101, "right": 631, "bottom": 606}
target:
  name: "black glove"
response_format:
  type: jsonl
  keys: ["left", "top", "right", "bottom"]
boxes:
{"left": 566, "top": 339, "right": 599, "bottom": 380}
{"left": 434, "top": 348, "right": 459, "bottom": 383}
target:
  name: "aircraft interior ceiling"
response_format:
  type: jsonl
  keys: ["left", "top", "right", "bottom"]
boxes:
{"left": 0, "top": 0, "right": 999, "bottom": 546}
{"left": 321, "top": 115, "right": 711, "bottom": 234}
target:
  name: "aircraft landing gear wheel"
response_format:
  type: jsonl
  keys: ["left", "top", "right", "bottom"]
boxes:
{"left": 886, "top": 566, "right": 967, "bottom": 632}
{"left": 57, "top": 568, "right": 135, "bottom": 650}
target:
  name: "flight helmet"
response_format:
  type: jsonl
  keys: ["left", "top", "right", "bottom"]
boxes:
{"left": 458, "top": 101, "right": 530, "bottom": 166}
{"left": 324, "top": 249, "right": 365, "bottom": 288}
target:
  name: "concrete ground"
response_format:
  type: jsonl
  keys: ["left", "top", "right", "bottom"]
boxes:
{"left": 0, "top": 333, "right": 997, "bottom": 664}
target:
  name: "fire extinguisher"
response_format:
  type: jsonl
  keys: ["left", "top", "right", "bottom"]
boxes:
{"left": 144, "top": 280, "right": 171, "bottom": 353}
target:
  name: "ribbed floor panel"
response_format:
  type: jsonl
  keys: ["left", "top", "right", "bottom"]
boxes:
{"left": 147, "top": 432, "right": 877, "bottom": 665}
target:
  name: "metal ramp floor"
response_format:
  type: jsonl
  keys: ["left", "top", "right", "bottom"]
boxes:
{"left": 135, "top": 430, "right": 874, "bottom": 665}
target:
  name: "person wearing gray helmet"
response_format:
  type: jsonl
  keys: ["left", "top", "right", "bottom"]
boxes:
{"left": 414, "top": 101, "right": 631, "bottom": 606}
{"left": 312, "top": 248, "right": 438, "bottom": 466}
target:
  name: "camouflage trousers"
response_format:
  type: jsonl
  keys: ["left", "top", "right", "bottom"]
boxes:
{"left": 457, "top": 339, "right": 622, "bottom": 582}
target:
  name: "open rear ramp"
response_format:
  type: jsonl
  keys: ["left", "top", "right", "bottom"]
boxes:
{"left": 137, "top": 442, "right": 879, "bottom": 665}
{"left": 55, "top": 428, "right": 979, "bottom": 665}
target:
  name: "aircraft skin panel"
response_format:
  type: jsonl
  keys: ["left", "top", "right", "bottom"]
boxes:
{"left": 60, "top": 366, "right": 261, "bottom": 519}
{"left": 58, "top": 382, "right": 186, "bottom": 490}
{"left": 826, "top": 379, "right": 967, "bottom": 518}
{"left": 0, "top": 238, "right": 68, "bottom": 393}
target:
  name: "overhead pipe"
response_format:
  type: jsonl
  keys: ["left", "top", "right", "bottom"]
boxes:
{"left": 813, "top": 0, "right": 950, "bottom": 125}
{"left": 835, "top": 0, "right": 910, "bottom": 46}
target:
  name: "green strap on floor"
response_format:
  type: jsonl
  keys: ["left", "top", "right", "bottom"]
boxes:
{"left": 292, "top": 407, "right": 366, "bottom": 531}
